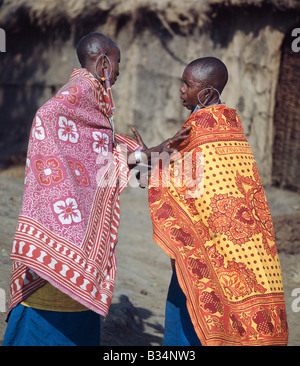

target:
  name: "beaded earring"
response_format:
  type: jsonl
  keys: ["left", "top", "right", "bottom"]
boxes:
{"left": 94, "top": 53, "right": 116, "bottom": 145}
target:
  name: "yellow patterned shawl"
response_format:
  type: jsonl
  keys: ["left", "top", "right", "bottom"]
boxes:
{"left": 148, "top": 105, "right": 288, "bottom": 346}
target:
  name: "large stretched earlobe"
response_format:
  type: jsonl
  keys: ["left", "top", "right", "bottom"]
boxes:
{"left": 95, "top": 54, "right": 112, "bottom": 83}
{"left": 197, "top": 87, "right": 221, "bottom": 108}
{"left": 94, "top": 54, "right": 106, "bottom": 81}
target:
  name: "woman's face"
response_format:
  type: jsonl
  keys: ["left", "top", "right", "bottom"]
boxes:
{"left": 106, "top": 47, "right": 120, "bottom": 86}
{"left": 179, "top": 66, "right": 203, "bottom": 111}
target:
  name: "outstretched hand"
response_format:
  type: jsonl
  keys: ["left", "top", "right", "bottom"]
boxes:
{"left": 156, "top": 125, "right": 191, "bottom": 153}
{"left": 125, "top": 125, "right": 191, "bottom": 155}
{"left": 127, "top": 125, "right": 191, "bottom": 188}
{"left": 127, "top": 125, "right": 191, "bottom": 166}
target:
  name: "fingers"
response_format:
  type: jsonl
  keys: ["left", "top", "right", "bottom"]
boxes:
{"left": 174, "top": 125, "right": 192, "bottom": 137}
{"left": 181, "top": 125, "right": 192, "bottom": 132}
{"left": 131, "top": 127, "right": 137, "bottom": 134}
{"left": 131, "top": 127, "right": 140, "bottom": 140}
{"left": 166, "top": 134, "right": 190, "bottom": 147}
{"left": 131, "top": 127, "right": 149, "bottom": 150}
{"left": 178, "top": 126, "right": 192, "bottom": 136}
{"left": 175, "top": 133, "right": 190, "bottom": 140}
{"left": 131, "top": 127, "right": 144, "bottom": 146}
{"left": 163, "top": 147, "right": 175, "bottom": 153}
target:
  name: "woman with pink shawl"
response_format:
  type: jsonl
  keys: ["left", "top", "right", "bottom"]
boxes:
{"left": 3, "top": 33, "right": 189, "bottom": 346}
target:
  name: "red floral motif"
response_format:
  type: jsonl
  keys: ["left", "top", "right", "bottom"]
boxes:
{"left": 223, "top": 108, "right": 240, "bottom": 129}
{"left": 148, "top": 187, "right": 162, "bottom": 204}
{"left": 200, "top": 290, "right": 224, "bottom": 314}
{"left": 207, "top": 163, "right": 276, "bottom": 255}
{"left": 218, "top": 260, "right": 266, "bottom": 299}
{"left": 278, "top": 307, "right": 289, "bottom": 334}
{"left": 252, "top": 309, "right": 274, "bottom": 335}
{"left": 194, "top": 112, "right": 218, "bottom": 130}
{"left": 207, "top": 244, "right": 266, "bottom": 299}
{"left": 35, "top": 158, "right": 63, "bottom": 185}
{"left": 207, "top": 244, "right": 225, "bottom": 268}
{"left": 170, "top": 227, "right": 195, "bottom": 247}
{"left": 188, "top": 257, "right": 211, "bottom": 280}
{"left": 208, "top": 194, "right": 259, "bottom": 245}
{"left": 229, "top": 312, "right": 246, "bottom": 338}
{"left": 68, "top": 160, "right": 88, "bottom": 186}
{"left": 155, "top": 202, "right": 175, "bottom": 221}
{"left": 54, "top": 86, "right": 78, "bottom": 105}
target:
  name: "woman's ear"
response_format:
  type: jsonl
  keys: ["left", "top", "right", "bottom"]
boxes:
{"left": 94, "top": 55, "right": 106, "bottom": 81}
{"left": 102, "top": 55, "right": 113, "bottom": 77}
{"left": 94, "top": 54, "right": 113, "bottom": 82}
{"left": 102, "top": 54, "right": 108, "bottom": 69}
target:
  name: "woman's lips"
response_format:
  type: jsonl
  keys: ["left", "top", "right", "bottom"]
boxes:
{"left": 180, "top": 95, "right": 186, "bottom": 104}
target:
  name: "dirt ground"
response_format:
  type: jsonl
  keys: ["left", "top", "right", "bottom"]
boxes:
{"left": 0, "top": 166, "right": 299, "bottom": 346}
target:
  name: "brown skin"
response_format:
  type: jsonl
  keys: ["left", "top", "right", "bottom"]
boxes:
{"left": 86, "top": 46, "right": 121, "bottom": 87}
{"left": 130, "top": 126, "right": 191, "bottom": 161}
{"left": 180, "top": 67, "right": 219, "bottom": 111}
{"left": 77, "top": 32, "right": 120, "bottom": 87}
{"left": 180, "top": 57, "right": 228, "bottom": 112}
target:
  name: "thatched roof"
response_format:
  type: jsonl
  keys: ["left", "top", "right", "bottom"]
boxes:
{"left": 0, "top": 0, "right": 299, "bottom": 31}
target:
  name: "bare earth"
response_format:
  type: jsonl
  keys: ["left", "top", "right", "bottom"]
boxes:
{"left": 0, "top": 166, "right": 299, "bottom": 346}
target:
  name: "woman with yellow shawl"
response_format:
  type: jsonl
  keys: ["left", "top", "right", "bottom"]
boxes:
{"left": 148, "top": 57, "right": 289, "bottom": 346}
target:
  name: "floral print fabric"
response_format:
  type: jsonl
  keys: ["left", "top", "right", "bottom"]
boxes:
{"left": 7, "top": 69, "right": 140, "bottom": 317}
{"left": 149, "top": 105, "right": 288, "bottom": 346}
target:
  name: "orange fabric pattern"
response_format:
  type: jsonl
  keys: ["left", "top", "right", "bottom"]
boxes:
{"left": 148, "top": 105, "right": 288, "bottom": 346}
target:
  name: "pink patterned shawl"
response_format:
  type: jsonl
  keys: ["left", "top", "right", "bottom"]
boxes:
{"left": 7, "top": 68, "right": 140, "bottom": 317}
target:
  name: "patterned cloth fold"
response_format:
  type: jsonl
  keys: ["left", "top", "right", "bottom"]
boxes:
{"left": 149, "top": 104, "right": 289, "bottom": 346}
{"left": 7, "top": 68, "right": 140, "bottom": 318}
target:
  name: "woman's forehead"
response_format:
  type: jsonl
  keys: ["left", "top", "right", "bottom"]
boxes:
{"left": 182, "top": 66, "right": 201, "bottom": 84}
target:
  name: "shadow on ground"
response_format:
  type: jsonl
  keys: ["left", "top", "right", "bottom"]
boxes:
{"left": 101, "top": 294, "right": 164, "bottom": 346}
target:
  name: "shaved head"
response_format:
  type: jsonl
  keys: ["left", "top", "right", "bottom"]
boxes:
{"left": 76, "top": 32, "right": 118, "bottom": 67}
{"left": 180, "top": 57, "right": 228, "bottom": 110}
{"left": 76, "top": 32, "right": 121, "bottom": 85}
{"left": 187, "top": 57, "right": 228, "bottom": 93}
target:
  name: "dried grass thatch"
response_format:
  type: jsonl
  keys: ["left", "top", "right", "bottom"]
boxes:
{"left": 0, "top": 0, "right": 299, "bottom": 31}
